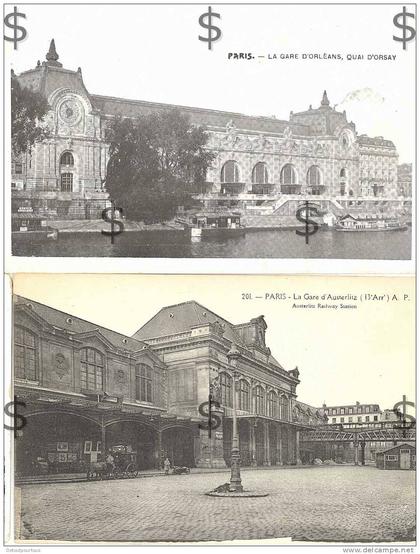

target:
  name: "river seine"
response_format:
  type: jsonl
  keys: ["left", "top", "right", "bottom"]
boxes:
{"left": 13, "top": 228, "right": 412, "bottom": 259}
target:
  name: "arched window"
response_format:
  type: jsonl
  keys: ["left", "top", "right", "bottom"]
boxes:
{"left": 136, "top": 363, "right": 153, "bottom": 402}
{"left": 340, "top": 168, "right": 347, "bottom": 179}
{"left": 267, "top": 391, "right": 278, "bottom": 418}
{"left": 221, "top": 161, "right": 240, "bottom": 183}
{"left": 220, "top": 372, "right": 233, "bottom": 407}
{"left": 80, "top": 348, "right": 104, "bottom": 391}
{"left": 239, "top": 380, "right": 249, "bottom": 411}
{"left": 307, "top": 166, "right": 322, "bottom": 186}
{"left": 280, "top": 395, "right": 289, "bottom": 421}
{"left": 280, "top": 164, "right": 297, "bottom": 185}
{"left": 14, "top": 326, "right": 37, "bottom": 380}
{"left": 254, "top": 386, "right": 265, "bottom": 415}
{"left": 252, "top": 162, "right": 269, "bottom": 184}
{"left": 60, "top": 152, "right": 74, "bottom": 166}
{"left": 61, "top": 173, "right": 73, "bottom": 192}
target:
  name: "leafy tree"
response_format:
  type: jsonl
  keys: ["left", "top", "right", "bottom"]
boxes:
{"left": 11, "top": 75, "right": 51, "bottom": 157}
{"left": 105, "top": 109, "right": 215, "bottom": 223}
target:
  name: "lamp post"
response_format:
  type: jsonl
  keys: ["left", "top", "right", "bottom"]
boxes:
{"left": 227, "top": 344, "right": 243, "bottom": 493}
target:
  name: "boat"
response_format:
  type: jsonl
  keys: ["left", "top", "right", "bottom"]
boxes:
{"left": 335, "top": 214, "right": 408, "bottom": 232}
{"left": 183, "top": 210, "right": 246, "bottom": 239}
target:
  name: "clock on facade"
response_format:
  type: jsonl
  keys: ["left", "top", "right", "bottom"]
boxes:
{"left": 59, "top": 99, "right": 81, "bottom": 125}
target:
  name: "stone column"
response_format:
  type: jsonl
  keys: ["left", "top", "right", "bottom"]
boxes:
{"left": 354, "top": 435, "right": 359, "bottom": 466}
{"left": 263, "top": 422, "right": 270, "bottom": 466}
{"left": 296, "top": 429, "right": 302, "bottom": 464}
{"left": 155, "top": 429, "right": 162, "bottom": 469}
{"left": 360, "top": 441, "right": 366, "bottom": 466}
{"left": 101, "top": 422, "right": 106, "bottom": 458}
{"left": 196, "top": 405, "right": 226, "bottom": 468}
{"left": 249, "top": 422, "right": 257, "bottom": 466}
{"left": 288, "top": 427, "right": 294, "bottom": 464}
{"left": 276, "top": 425, "right": 283, "bottom": 465}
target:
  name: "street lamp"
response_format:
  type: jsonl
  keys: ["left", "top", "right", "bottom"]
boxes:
{"left": 227, "top": 344, "right": 243, "bottom": 493}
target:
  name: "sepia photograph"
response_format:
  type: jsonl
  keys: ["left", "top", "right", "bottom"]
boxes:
{"left": 6, "top": 4, "right": 414, "bottom": 265}
{"left": 6, "top": 274, "right": 415, "bottom": 544}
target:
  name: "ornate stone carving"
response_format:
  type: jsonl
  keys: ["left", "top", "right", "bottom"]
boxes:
{"left": 53, "top": 353, "right": 69, "bottom": 379}
{"left": 210, "top": 373, "right": 222, "bottom": 403}
{"left": 115, "top": 369, "right": 126, "bottom": 384}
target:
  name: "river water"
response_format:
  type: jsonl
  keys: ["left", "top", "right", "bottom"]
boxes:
{"left": 13, "top": 228, "right": 412, "bottom": 259}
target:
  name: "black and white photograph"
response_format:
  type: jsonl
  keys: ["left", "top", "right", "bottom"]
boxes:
{"left": 6, "top": 274, "right": 415, "bottom": 545}
{"left": 6, "top": 4, "right": 415, "bottom": 265}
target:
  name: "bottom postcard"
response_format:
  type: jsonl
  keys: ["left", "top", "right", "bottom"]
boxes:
{"left": 4, "top": 273, "right": 415, "bottom": 546}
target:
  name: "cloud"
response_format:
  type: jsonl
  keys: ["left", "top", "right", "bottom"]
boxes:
{"left": 338, "top": 88, "right": 385, "bottom": 107}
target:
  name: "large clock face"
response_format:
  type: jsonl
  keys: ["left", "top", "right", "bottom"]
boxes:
{"left": 59, "top": 99, "right": 81, "bottom": 126}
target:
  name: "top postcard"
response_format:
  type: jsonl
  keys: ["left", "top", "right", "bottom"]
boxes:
{"left": 4, "top": 2, "right": 416, "bottom": 274}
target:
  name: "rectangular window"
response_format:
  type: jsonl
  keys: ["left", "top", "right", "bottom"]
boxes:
{"left": 340, "top": 417, "right": 344, "bottom": 423}
{"left": 332, "top": 417, "right": 336, "bottom": 423}
{"left": 386, "top": 455, "right": 398, "bottom": 461}
{"left": 373, "top": 415, "right": 378, "bottom": 421}
{"left": 14, "top": 162, "right": 23, "bottom": 174}
{"left": 357, "top": 416, "right": 362, "bottom": 423}
{"left": 136, "top": 364, "right": 153, "bottom": 402}
{"left": 348, "top": 417, "right": 353, "bottom": 423}
{"left": 340, "top": 408, "right": 344, "bottom": 414}
{"left": 349, "top": 407, "right": 353, "bottom": 414}
{"left": 365, "top": 416, "right": 370, "bottom": 422}
{"left": 332, "top": 409, "right": 337, "bottom": 415}
{"left": 14, "top": 327, "right": 37, "bottom": 381}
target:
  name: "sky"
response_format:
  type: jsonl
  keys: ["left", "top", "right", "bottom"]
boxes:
{"left": 5, "top": 3, "right": 415, "bottom": 162}
{"left": 12, "top": 274, "right": 415, "bottom": 412}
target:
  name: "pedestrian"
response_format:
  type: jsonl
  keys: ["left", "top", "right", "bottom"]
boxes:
{"left": 163, "top": 457, "right": 171, "bottom": 475}
{"left": 106, "top": 450, "right": 115, "bottom": 475}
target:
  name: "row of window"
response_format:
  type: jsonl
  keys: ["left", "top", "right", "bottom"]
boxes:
{"left": 220, "top": 373, "right": 290, "bottom": 419}
{"left": 331, "top": 415, "right": 379, "bottom": 424}
{"left": 14, "top": 327, "right": 154, "bottom": 402}
{"left": 328, "top": 405, "right": 379, "bottom": 415}
{"left": 220, "top": 161, "right": 348, "bottom": 186}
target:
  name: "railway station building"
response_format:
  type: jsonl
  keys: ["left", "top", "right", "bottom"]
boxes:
{"left": 13, "top": 295, "right": 325, "bottom": 476}
{"left": 11, "top": 40, "right": 410, "bottom": 226}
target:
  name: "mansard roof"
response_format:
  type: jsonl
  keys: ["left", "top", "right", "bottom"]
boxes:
{"left": 357, "top": 134, "right": 395, "bottom": 148}
{"left": 14, "top": 295, "right": 145, "bottom": 352}
{"left": 91, "top": 94, "right": 310, "bottom": 135}
{"left": 295, "top": 400, "right": 325, "bottom": 419}
{"left": 132, "top": 300, "right": 285, "bottom": 370}
{"left": 132, "top": 300, "right": 245, "bottom": 344}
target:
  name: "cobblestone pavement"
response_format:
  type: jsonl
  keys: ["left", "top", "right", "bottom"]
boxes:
{"left": 17, "top": 466, "right": 415, "bottom": 543}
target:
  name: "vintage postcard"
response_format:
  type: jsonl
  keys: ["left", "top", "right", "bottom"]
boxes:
{"left": 4, "top": 273, "right": 415, "bottom": 545}
{"left": 4, "top": 3, "right": 416, "bottom": 274}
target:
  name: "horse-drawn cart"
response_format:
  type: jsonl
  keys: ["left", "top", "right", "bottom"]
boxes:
{"left": 87, "top": 447, "right": 138, "bottom": 480}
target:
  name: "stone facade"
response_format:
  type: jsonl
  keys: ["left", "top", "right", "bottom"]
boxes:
{"left": 13, "top": 295, "right": 324, "bottom": 474}
{"left": 12, "top": 41, "right": 410, "bottom": 222}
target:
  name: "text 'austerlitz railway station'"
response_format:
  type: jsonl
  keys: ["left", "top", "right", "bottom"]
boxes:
{"left": 11, "top": 40, "right": 411, "bottom": 225}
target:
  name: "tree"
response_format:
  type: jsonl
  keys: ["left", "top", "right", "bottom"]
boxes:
{"left": 105, "top": 109, "right": 216, "bottom": 223}
{"left": 11, "top": 75, "right": 51, "bottom": 157}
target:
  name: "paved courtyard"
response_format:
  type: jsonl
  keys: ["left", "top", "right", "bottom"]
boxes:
{"left": 16, "top": 466, "right": 415, "bottom": 544}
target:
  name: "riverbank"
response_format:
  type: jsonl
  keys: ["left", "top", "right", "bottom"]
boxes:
{"left": 48, "top": 219, "right": 185, "bottom": 233}
{"left": 46, "top": 216, "right": 322, "bottom": 233}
